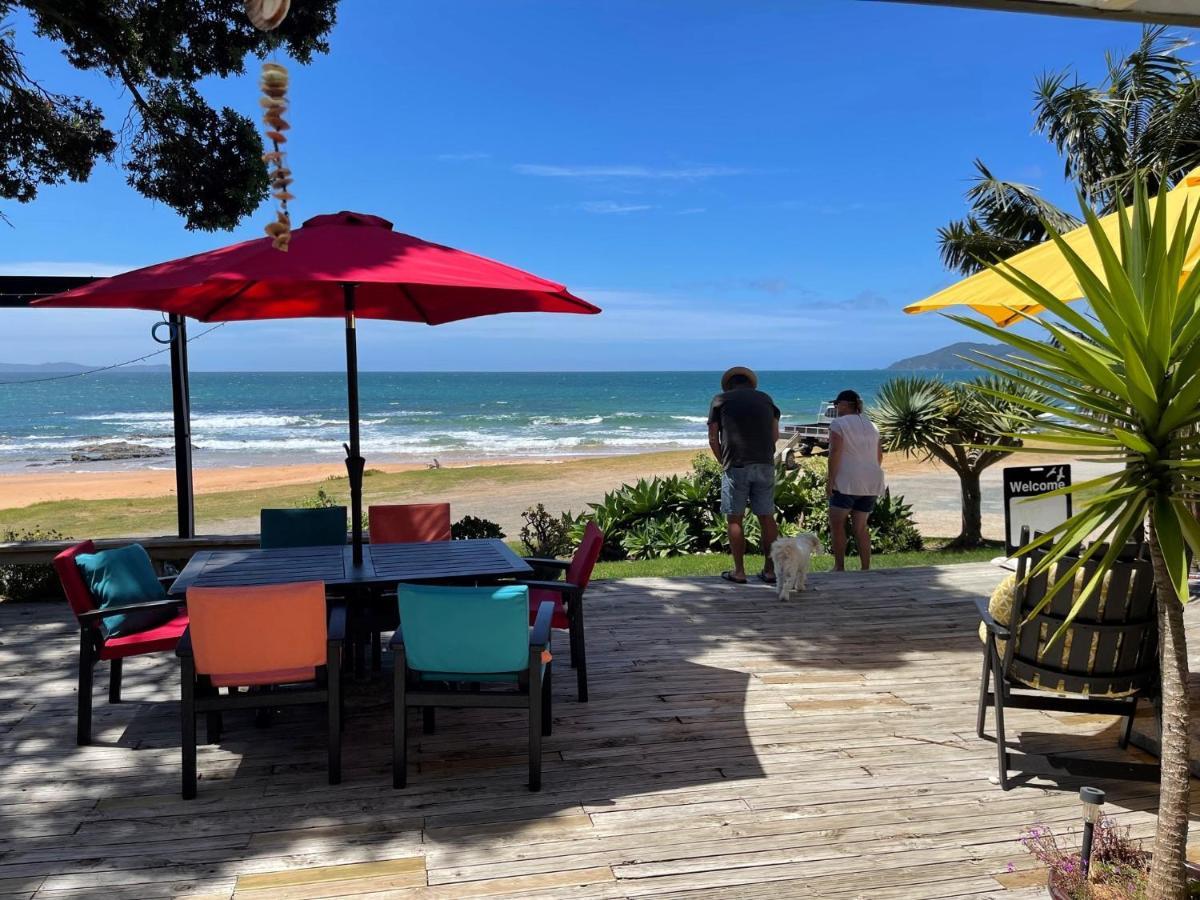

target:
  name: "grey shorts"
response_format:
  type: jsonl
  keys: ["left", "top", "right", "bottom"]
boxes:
{"left": 721, "top": 464, "right": 776, "bottom": 516}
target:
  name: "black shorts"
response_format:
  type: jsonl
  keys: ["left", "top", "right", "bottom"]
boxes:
{"left": 831, "top": 491, "right": 876, "bottom": 513}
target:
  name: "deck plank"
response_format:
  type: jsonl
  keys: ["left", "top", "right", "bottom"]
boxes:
{"left": 2, "top": 563, "right": 1199, "bottom": 898}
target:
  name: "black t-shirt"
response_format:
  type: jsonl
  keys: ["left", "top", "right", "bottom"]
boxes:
{"left": 707, "top": 388, "right": 780, "bottom": 469}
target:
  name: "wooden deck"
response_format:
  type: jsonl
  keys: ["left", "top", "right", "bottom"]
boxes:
{"left": 2, "top": 563, "right": 1199, "bottom": 899}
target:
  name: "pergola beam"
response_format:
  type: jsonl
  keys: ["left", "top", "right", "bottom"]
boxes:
{"left": 1, "top": 275, "right": 195, "bottom": 538}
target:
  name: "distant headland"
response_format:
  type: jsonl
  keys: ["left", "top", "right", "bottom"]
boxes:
{"left": 887, "top": 342, "right": 1015, "bottom": 371}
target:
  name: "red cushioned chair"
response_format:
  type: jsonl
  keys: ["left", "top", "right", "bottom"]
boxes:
{"left": 53, "top": 540, "right": 188, "bottom": 745}
{"left": 521, "top": 522, "right": 604, "bottom": 702}
{"left": 367, "top": 503, "right": 452, "bottom": 543}
{"left": 363, "top": 503, "right": 452, "bottom": 672}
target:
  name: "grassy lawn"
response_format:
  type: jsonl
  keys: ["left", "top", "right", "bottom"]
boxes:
{"left": 0, "top": 451, "right": 694, "bottom": 538}
{"left": 590, "top": 542, "right": 1000, "bottom": 580}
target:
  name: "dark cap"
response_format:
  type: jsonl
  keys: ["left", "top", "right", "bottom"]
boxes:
{"left": 835, "top": 390, "right": 861, "bottom": 405}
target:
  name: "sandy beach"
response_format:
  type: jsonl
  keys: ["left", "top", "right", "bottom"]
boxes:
{"left": 0, "top": 448, "right": 1104, "bottom": 540}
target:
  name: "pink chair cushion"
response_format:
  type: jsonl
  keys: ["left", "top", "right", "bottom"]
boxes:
{"left": 99, "top": 612, "right": 189, "bottom": 660}
{"left": 529, "top": 588, "right": 569, "bottom": 630}
{"left": 368, "top": 503, "right": 451, "bottom": 543}
{"left": 567, "top": 522, "right": 604, "bottom": 590}
{"left": 210, "top": 666, "right": 317, "bottom": 688}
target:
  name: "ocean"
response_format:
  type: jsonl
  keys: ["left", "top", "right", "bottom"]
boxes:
{"left": 0, "top": 370, "right": 960, "bottom": 472}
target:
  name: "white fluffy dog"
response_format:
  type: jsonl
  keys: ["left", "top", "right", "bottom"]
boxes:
{"left": 770, "top": 532, "right": 823, "bottom": 600}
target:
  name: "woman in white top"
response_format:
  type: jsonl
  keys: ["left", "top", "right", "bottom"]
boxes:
{"left": 827, "top": 389, "right": 886, "bottom": 571}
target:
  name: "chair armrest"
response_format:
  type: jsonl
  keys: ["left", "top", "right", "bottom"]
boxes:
{"left": 156, "top": 574, "right": 176, "bottom": 588}
{"left": 974, "top": 596, "right": 1009, "bottom": 638}
{"left": 389, "top": 627, "right": 406, "bottom": 650}
{"left": 327, "top": 604, "right": 347, "bottom": 643}
{"left": 530, "top": 601, "right": 554, "bottom": 649}
{"left": 521, "top": 580, "right": 582, "bottom": 596}
{"left": 522, "top": 557, "right": 570, "bottom": 570}
{"left": 77, "top": 597, "right": 185, "bottom": 623}
{"left": 176, "top": 626, "right": 193, "bottom": 658}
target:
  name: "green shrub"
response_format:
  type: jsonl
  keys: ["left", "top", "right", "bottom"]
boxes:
{"left": 452, "top": 515, "right": 505, "bottom": 540}
{"left": 0, "top": 528, "right": 68, "bottom": 602}
{"left": 565, "top": 455, "right": 922, "bottom": 561}
{"left": 300, "top": 486, "right": 340, "bottom": 508}
{"left": 519, "top": 503, "right": 574, "bottom": 558}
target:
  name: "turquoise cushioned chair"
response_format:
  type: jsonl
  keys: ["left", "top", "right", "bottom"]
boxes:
{"left": 391, "top": 584, "right": 553, "bottom": 791}
{"left": 260, "top": 507, "right": 348, "bottom": 549}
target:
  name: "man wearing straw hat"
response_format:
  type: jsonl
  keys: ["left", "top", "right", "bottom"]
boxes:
{"left": 707, "top": 366, "right": 781, "bottom": 585}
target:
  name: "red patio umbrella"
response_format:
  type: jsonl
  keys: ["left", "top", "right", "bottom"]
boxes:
{"left": 37, "top": 211, "right": 600, "bottom": 560}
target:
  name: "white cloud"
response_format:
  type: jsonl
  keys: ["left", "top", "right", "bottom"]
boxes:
{"left": 514, "top": 163, "right": 745, "bottom": 179}
{"left": 0, "top": 260, "right": 135, "bottom": 277}
{"left": 579, "top": 201, "right": 654, "bottom": 215}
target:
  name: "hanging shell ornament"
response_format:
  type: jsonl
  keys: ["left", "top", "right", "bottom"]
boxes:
{"left": 246, "top": 1, "right": 294, "bottom": 250}
{"left": 259, "top": 61, "right": 293, "bottom": 251}
{"left": 245, "top": 0, "right": 290, "bottom": 31}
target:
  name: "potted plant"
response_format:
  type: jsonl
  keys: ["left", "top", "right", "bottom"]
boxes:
{"left": 1020, "top": 816, "right": 1200, "bottom": 898}
{"left": 958, "top": 182, "right": 1200, "bottom": 897}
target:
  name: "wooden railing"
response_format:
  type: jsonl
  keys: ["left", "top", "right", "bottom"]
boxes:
{"left": 0, "top": 534, "right": 261, "bottom": 566}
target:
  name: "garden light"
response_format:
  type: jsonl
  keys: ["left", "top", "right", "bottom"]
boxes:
{"left": 1079, "top": 786, "right": 1105, "bottom": 875}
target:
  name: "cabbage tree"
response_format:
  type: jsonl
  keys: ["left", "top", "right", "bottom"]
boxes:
{"left": 873, "top": 375, "right": 1035, "bottom": 548}
{"left": 956, "top": 182, "right": 1200, "bottom": 899}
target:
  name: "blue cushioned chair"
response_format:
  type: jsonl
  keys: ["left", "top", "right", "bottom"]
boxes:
{"left": 391, "top": 584, "right": 553, "bottom": 791}
{"left": 260, "top": 507, "right": 348, "bottom": 549}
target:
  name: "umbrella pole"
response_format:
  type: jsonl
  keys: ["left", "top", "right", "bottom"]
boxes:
{"left": 169, "top": 314, "right": 195, "bottom": 539}
{"left": 343, "top": 283, "right": 365, "bottom": 564}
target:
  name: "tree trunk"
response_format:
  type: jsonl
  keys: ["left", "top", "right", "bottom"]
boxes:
{"left": 1147, "top": 512, "right": 1191, "bottom": 900}
{"left": 950, "top": 469, "right": 984, "bottom": 548}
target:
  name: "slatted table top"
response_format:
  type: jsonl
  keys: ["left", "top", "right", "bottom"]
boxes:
{"left": 168, "top": 539, "right": 531, "bottom": 595}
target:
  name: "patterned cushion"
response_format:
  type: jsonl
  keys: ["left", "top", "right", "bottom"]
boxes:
{"left": 978, "top": 570, "right": 1134, "bottom": 697}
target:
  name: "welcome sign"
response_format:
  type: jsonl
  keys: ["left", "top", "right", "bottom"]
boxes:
{"left": 1003, "top": 464, "right": 1072, "bottom": 556}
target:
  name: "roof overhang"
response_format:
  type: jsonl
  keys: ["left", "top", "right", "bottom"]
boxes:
{"left": 0, "top": 276, "right": 98, "bottom": 307}
{"left": 877, "top": 0, "right": 1200, "bottom": 26}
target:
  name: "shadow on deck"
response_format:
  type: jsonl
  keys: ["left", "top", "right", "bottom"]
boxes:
{"left": 0, "top": 562, "right": 1198, "bottom": 898}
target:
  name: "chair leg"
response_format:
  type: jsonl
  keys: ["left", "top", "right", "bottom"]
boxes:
{"left": 108, "top": 658, "right": 123, "bottom": 704}
{"left": 529, "top": 661, "right": 543, "bottom": 792}
{"left": 77, "top": 632, "right": 95, "bottom": 746}
{"left": 572, "top": 599, "right": 588, "bottom": 703}
{"left": 181, "top": 662, "right": 197, "bottom": 800}
{"left": 328, "top": 657, "right": 342, "bottom": 785}
{"left": 393, "top": 664, "right": 407, "bottom": 789}
{"left": 1120, "top": 709, "right": 1136, "bottom": 750}
{"left": 423, "top": 706, "right": 436, "bottom": 735}
{"left": 989, "top": 650, "right": 1010, "bottom": 791}
{"left": 976, "top": 641, "right": 992, "bottom": 739}
{"left": 542, "top": 661, "right": 553, "bottom": 737}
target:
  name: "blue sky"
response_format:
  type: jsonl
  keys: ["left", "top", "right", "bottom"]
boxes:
{"left": 0, "top": 1, "right": 1177, "bottom": 371}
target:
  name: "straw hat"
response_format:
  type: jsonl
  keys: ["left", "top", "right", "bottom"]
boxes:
{"left": 721, "top": 366, "right": 758, "bottom": 391}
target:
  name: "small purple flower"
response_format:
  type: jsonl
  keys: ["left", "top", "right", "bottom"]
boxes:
{"left": 1006, "top": 862, "right": 1015, "bottom": 873}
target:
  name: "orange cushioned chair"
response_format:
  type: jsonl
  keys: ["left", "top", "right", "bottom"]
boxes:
{"left": 368, "top": 503, "right": 452, "bottom": 544}
{"left": 177, "top": 581, "right": 344, "bottom": 799}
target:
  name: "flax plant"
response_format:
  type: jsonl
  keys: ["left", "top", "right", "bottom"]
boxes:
{"left": 954, "top": 182, "right": 1200, "bottom": 899}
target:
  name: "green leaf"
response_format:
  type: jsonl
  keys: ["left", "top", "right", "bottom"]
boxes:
{"left": 1153, "top": 495, "right": 1190, "bottom": 604}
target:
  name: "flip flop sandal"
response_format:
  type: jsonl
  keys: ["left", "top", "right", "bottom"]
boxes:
{"left": 758, "top": 571, "right": 777, "bottom": 585}
{"left": 720, "top": 570, "right": 747, "bottom": 585}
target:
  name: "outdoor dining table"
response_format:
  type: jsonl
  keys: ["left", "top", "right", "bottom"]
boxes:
{"left": 167, "top": 539, "right": 533, "bottom": 596}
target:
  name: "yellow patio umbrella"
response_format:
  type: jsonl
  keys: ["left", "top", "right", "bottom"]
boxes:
{"left": 904, "top": 168, "right": 1200, "bottom": 327}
